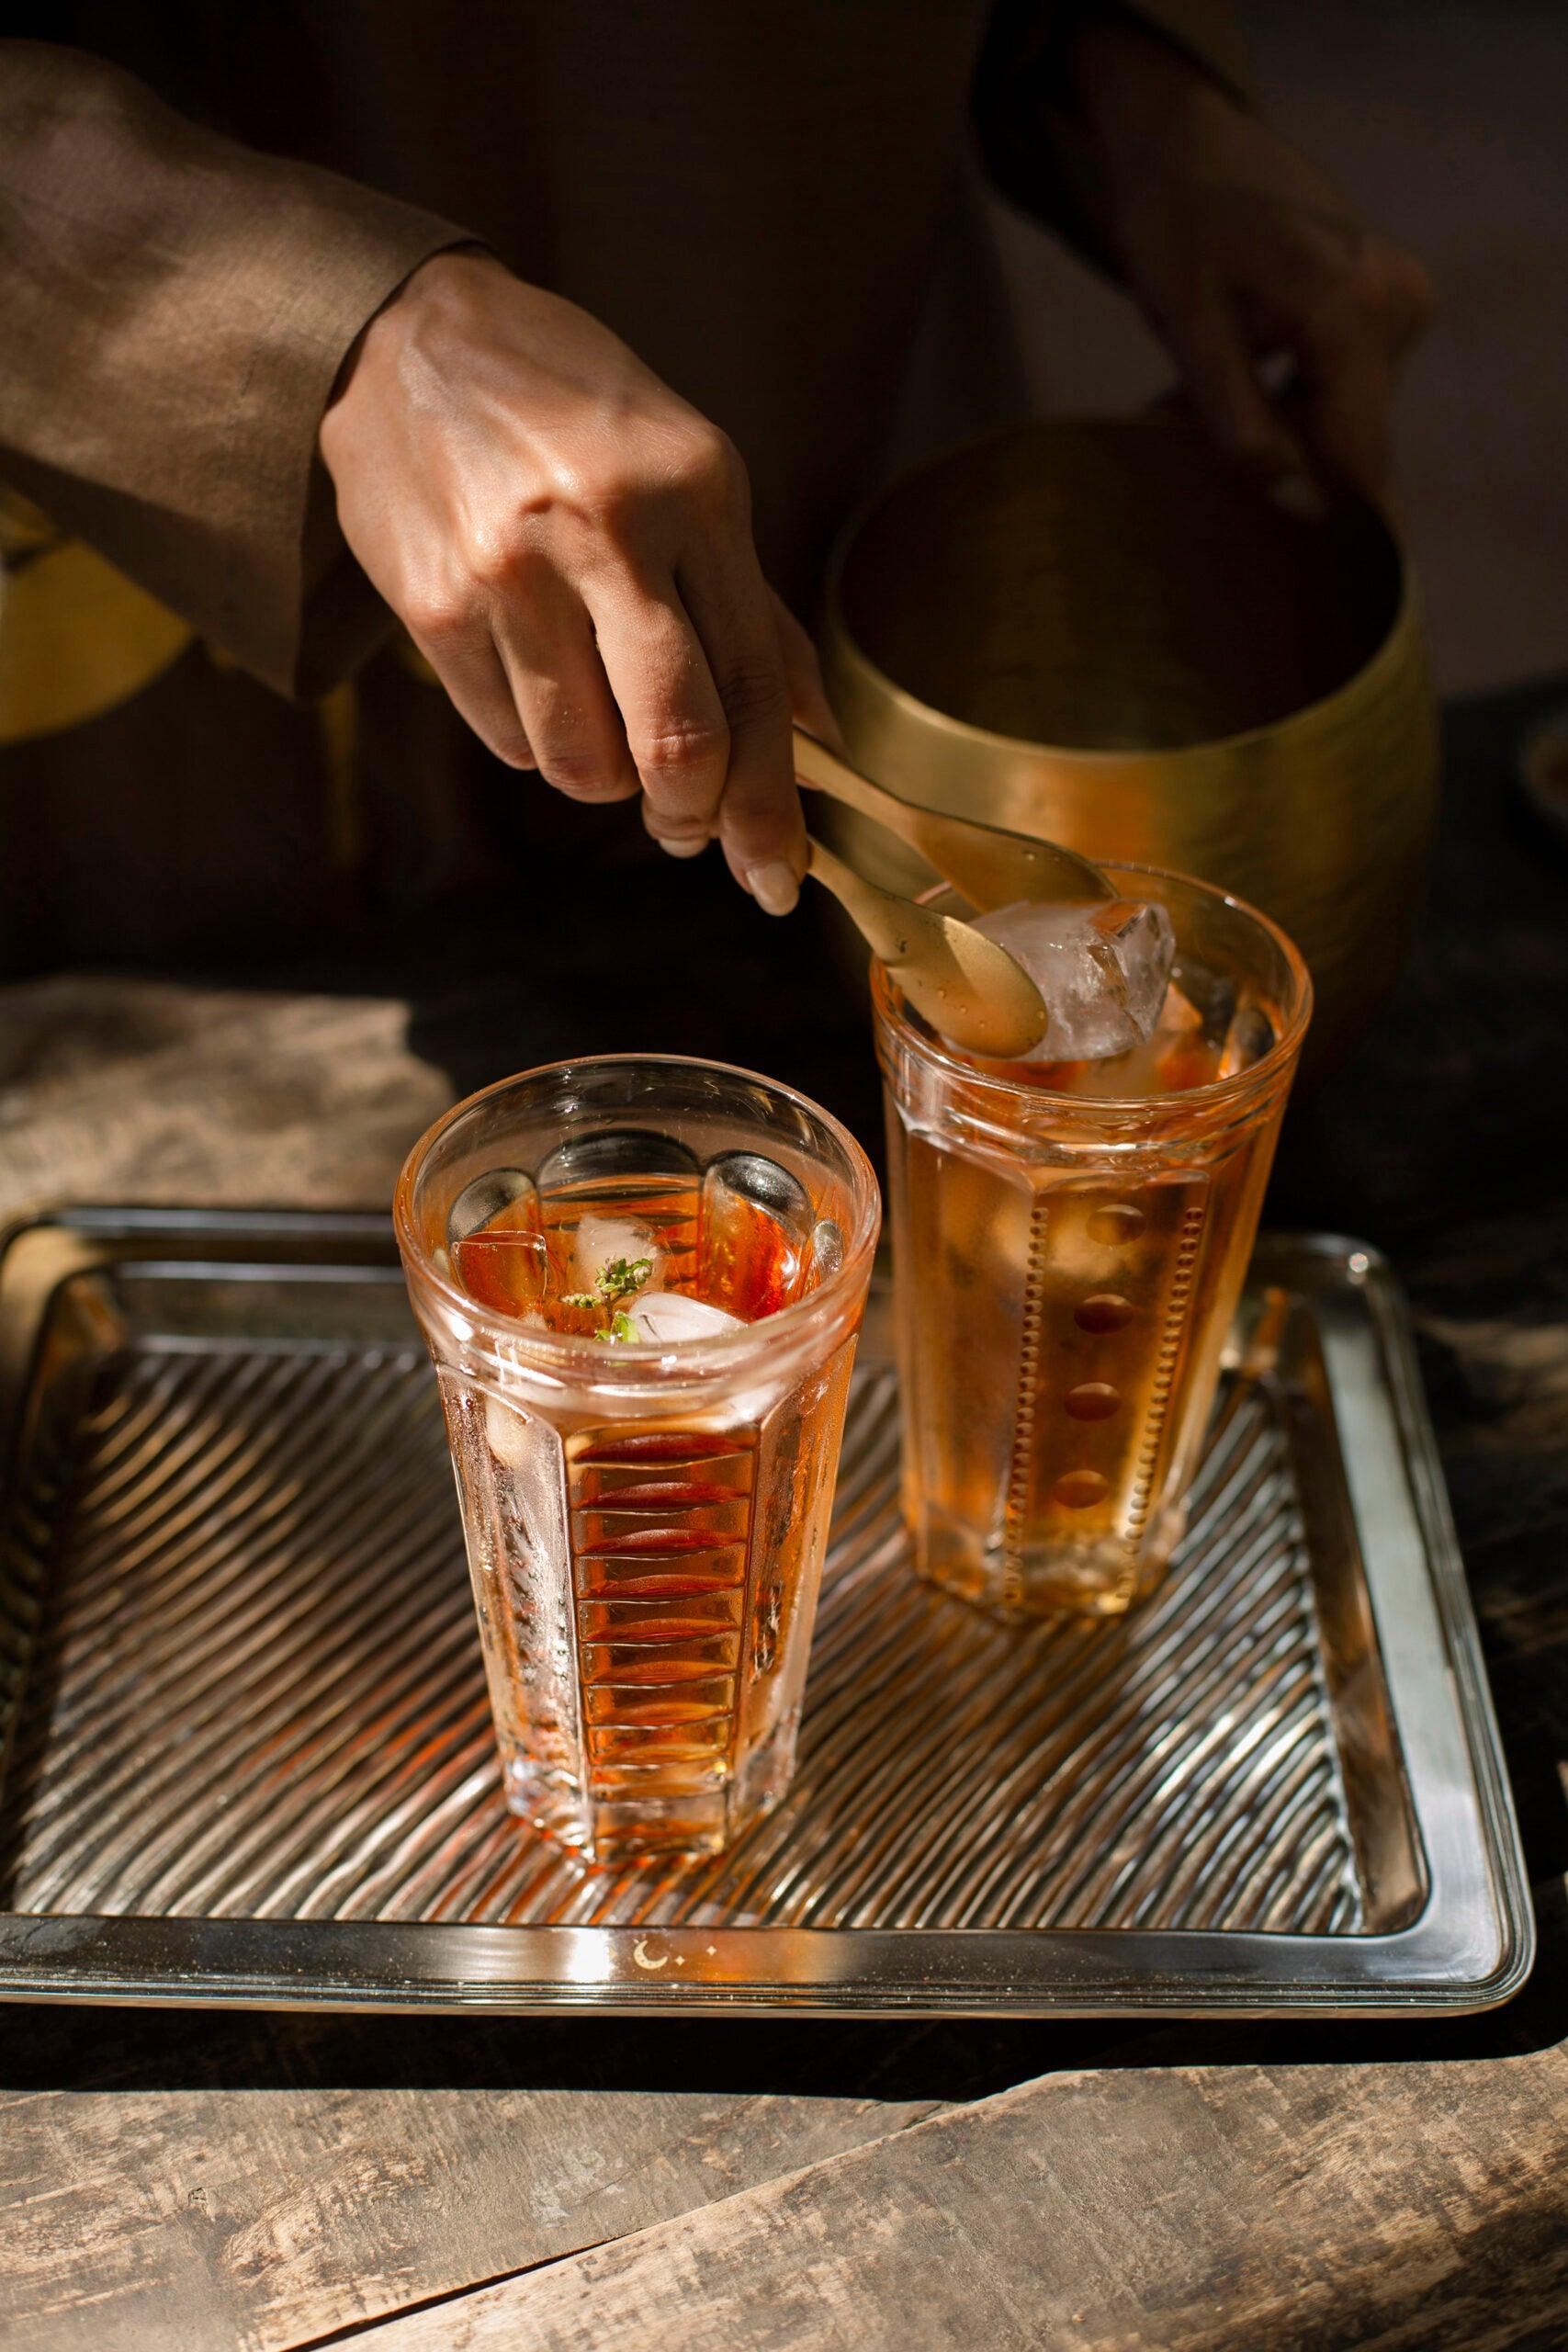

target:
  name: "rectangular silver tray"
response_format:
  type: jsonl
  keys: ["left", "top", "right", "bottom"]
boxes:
{"left": 0, "top": 1209, "right": 1531, "bottom": 2016}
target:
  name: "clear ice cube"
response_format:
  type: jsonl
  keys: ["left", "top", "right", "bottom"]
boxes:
{"left": 972, "top": 898, "right": 1177, "bottom": 1062}
{"left": 624, "top": 1293, "right": 745, "bottom": 1344}
{"left": 485, "top": 1389, "right": 536, "bottom": 1468}
{"left": 704, "top": 1150, "right": 812, "bottom": 1238}
{"left": 570, "top": 1212, "right": 663, "bottom": 1297}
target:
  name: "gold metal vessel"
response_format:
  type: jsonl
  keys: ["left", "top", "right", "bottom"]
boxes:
{"left": 820, "top": 413, "right": 1439, "bottom": 1069}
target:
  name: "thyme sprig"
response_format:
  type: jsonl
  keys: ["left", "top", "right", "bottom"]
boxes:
{"left": 559, "top": 1254, "right": 655, "bottom": 1341}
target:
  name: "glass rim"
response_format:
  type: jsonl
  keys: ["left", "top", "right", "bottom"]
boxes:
{"left": 873, "top": 859, "right": 1314, "bottom": 1116}
{"left": 394, "top": 1050, "right": 882, "bottom": 1371}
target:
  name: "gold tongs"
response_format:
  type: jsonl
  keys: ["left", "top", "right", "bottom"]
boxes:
{"left": 793, "top": 727, "right": 1111, "bottom": 1058}
{"left": 793, "top": 729, "right": 1110, "bottom": 1059}
{"left": 793, "top": 727, "right": 1109, "bottom": 912}
{"left": 803, "top": 835, "right": 1051, "bottom": 1060}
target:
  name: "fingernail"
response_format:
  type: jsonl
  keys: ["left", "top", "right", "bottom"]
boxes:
{"left": 657, "top": 833, "right": 710, "bottom": 860}
{"left": 747, "top": 860, "right": 800, "bottom": 916}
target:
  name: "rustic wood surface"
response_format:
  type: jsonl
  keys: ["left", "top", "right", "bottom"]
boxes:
{"left": 355, "top": 2053, "right": 1568, "bottom": 2352}
{"left": 0, "top": 2083, "right": 940, "bottom": 2352}
{"left": 0, "top": 681, "right": 1564, "bottom": 2351}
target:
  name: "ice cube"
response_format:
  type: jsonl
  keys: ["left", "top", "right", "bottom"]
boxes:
{"left": 485, "top": 1389, "right": 536, "bottom": 1469}
{"left": 971, "top": 899, "right": 1177, "bottom": 1062}
{"left": 453, "top": 1225, "right": 552, "bottom": 1318}
{"left": 570, "top": 1213, "right": 663, "bottom": 1297}
{"left": 623, "top": 1293, "right": 745, "bottom": 1344}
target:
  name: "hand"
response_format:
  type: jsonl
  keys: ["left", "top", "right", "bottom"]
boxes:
{"left": 1064, "top": 15, "right": 1434, "bottom": 511}
{"left": 320, "top": 250, "right": 836, "bottom": 910}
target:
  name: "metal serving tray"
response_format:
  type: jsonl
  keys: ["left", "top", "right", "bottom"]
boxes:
{"left": 0, "top": 1209, "right": 1531, "bottom": 2016}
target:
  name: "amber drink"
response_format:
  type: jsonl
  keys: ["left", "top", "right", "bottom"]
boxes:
{"left": 874, "top": 865, "right": 1311, "bottom": 1619}
{"left": 397, "top": 1057, "right": 879, "bottom": 1861}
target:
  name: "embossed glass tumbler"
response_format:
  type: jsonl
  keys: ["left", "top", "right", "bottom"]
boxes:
{"left": 874, "top": 865, "right": 1311, "bottom": 1621}
{"left": 396, "top": 1057, "right": 879, "bottom": 1862}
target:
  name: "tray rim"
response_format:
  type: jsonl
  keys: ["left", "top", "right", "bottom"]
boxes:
{"left": 0, "top": 1205, "right": 1535, "bottom": 2018}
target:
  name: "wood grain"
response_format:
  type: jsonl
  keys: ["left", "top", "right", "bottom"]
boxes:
{"left": 0, "top": 2081, "right": 939, "bottom": 2352}
{"left": 351, "top": 2050, "right": 1568, "bottom": 2352}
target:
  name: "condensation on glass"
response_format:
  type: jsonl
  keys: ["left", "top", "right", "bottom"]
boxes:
{"left": 397, "top": 1057, "right": 878, "bottom": 1862}
{"left": 874, "top": 865, "right": 1311, "bottom": 1620}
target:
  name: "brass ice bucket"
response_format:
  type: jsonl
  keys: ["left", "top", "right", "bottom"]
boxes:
{"left": 821, "top": 413, "right": 1438, "bottom": 1069}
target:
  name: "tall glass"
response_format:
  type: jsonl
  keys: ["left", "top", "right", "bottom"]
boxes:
{"left": 396, "top": 1057, "right": 879, "bottom": 1862}
{"left": 874, "top": 865, "right": 1311, "bottom": 1621}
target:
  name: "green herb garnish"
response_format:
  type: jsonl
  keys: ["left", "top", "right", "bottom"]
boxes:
{"left": 598, "top": 1255, "right": 653, "bottom": 1304}
{"left": 563, "top": 1253, "right": 655, "bottom": 1340}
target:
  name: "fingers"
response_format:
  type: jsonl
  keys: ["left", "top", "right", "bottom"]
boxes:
{"left": 677, "top": 553, "right": 807, "bottom": 912}
{"left": 1161, "top": 291, "right": 1307, "bottom": 489}
{"left": 1295, "top": 246, "right": 1435, "bottom": 513}
{"left": 1299, "top": 318, "right": 1394, "bottom": 510}
{"left": 434, "top": 546, "right": 818, "bottom": 927}
{"left": 584, "top": 574, "right": 736, "bottom": 859}
{"left": 416, "top": 439, "right": 816, "bottom": 917}
{"left": 769, "top": 590, "right": 845, "bottom": 752}
{"left": 488, "top": 572, "right": 641, "bottom": 804}
{"left": 405, "top": 606, "right": 537, "bottom": 770}
{"left": 581, "top": 417, "right": 804, "bottom": 910}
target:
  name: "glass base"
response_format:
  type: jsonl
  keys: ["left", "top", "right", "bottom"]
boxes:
{"left": 502, "top": 1710, "right": 802, "bottom": 1867}
{"left": 915, "top": 1508, "right": 1185, "bottom": 1623}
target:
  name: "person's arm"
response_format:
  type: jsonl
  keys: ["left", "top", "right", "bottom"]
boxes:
{"left": 975, "top": 4, "right": 1433, "bottom": 511}
{"left": 317, "top": 250, "right": 826, "bottom": 906}
{"left": 0, "top": 41, "right": 470, "bottom": 697}
{"left": 0, "top": 45, "right": 818, "bottom": 907}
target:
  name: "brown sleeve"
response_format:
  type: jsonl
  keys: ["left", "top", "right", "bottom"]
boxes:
{"left": 0, "top": 42, "right": 472, "bottom": 698}
{"left": 973, "top": 1, "right": 1252, "bottom": 261}
{"left": 1101, "top": 1, "right": 1247, "bottom": 105}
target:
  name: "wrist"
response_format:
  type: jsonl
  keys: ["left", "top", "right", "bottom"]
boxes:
{"left": 320, "top": 244, "right": 496, "bottom": 468}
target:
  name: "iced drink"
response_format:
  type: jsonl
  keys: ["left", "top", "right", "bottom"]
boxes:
{"left": 397, "top": 1057, "right": 879, "bottom": 1861}
{"left": 874, "top": 865, "right": 1311, "bottom": 1619}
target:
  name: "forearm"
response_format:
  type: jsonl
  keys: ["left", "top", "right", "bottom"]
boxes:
{"left": 0, "top": 42, "right": 469, "bottom": 695}
{"left": 973, "top": 1, "right": 1249, "bottom": 267}
{"left": 972, "top": 3, "right": 1431, "bottom": 505}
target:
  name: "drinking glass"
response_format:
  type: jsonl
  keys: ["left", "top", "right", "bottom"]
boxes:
{"left": 874, "top": 865, "right": 1311, "bottom": 1620}
{"left": 396, "top": 1056, "right": 879, "bottom": 1861}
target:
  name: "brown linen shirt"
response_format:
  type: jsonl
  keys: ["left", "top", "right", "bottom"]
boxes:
{"left": 0, "top": 40, "right": 464, "bottom": 700}
{"left": 0, "top": 5, "right": 1241, "bottom": 695}
{"left": 0, "top": 5, "right": 1239, "bottom": 968}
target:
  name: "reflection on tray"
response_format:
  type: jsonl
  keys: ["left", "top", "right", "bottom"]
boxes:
{"left": 2, "top": 1259, "right": 1421, "bottom": 1936}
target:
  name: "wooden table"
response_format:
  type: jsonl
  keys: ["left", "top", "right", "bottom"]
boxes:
{"left": 2, "top": 683, "right": 1564, "bottom": 2351}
